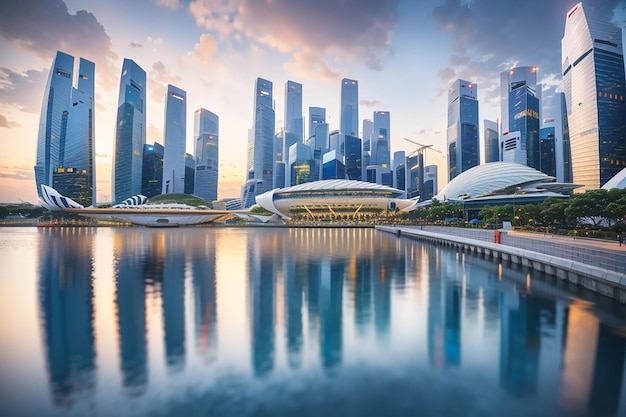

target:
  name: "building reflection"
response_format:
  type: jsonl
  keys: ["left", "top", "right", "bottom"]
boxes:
{"left": 162, "top": 231, "right": 186, "bottom": 373}
{"left": 37, "top": 228, "right": 96, "bottom": 406}
{"left": 428, "top": 249, "right": 461, "bottom": 368}
{"left": 559, "top": 301, "right": 626, "bottom": 416}
{"left": 248, "top": 232, "right": 276, "bottom": 377}
{"left": 319, "top": 259, "right": 344, "bottom": 371}
{"left": 192, "top": 235, "right": 217, "bottom": 364}
{"left": 113, "top": 229, "right": 150, "bottom": 396}
{"left": 284, "top": 256, "right": 303, "bottom": 368}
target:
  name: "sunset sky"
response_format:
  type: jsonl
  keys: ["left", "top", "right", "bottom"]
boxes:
{"left": 1, "top": 0, "right": 624, "bottom": 203}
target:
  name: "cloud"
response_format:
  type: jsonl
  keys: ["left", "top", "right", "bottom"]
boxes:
{"left": 0, "top": 0, "right": 119, "bottom": 89}
{"left": 430, "top": 0, "right": 621, "bottom": 108}
{"left": 147, "top": 123, "right": 163, "bottom": 143}
{"left": 187, "top": 33, "right": 218, "bottom": 65}
{"left": 360, "top": 100, "right": 381, "bottom": 108}
{"left": 0, "top": 67, "right": 48, "bottom": 113}
{"left": 189, "top": 0, "right": 400, "bottom": 78}
{"left": 148, "top": 61, "right": 183, "bottom": 102}
{"left": 0, "top": 114, "right": 20, "bottom": 129}
{"left": 130, "top": 41, "right": 144, "bottom": 49}
{"left": 0, "top": 166, "right": 34, "bottom": 181}
{"left": 156, "top": 0, "right": 181, "bottom": 10}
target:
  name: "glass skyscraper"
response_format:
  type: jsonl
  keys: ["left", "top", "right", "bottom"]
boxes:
{"left": 539, "top": 127, "right": 557, "bottom": 177}
{"left": 242, "top": 77, "right": 275, "bottom": 208}
{"left": 447, "top": 79, "right": 479, "bottom": 181}
{"left": 500, "top": 66, "right": 538, "bottom": 135}
{"left": 284, "top": 81, "right": 303, "bottom": 142}
{"left": 141, "top": 142, "right": 164, "bottom": 199}
{"left": 509, "top": 85, "right": 540, "bottom": 170}
{"left": 344, "top": 135, "right": 362, "bottom": 181}
{"left": 308, "top": 106, "right": 325, "bottom": 142}
{"left": 340, "top": 78, "right": 358, "bottom": 137}
{"left": 372, "top": 111, "right": 391, "bottom": 169}
{"left": 562, "top": 2, "right": 626, "bottom": 190}
{"left": 193, "top": 108, "right": 219, "bottom": 202}
{"left": 35, "top": 51, "right": 96, "bottom": 206}
{"left": 484, "top": 120, "right": 499, "bottom": 163}
{"left": 113, "top": 58, "right": 146, "bottom": 204}
{"left": 162, "top": 84, "right": 187, "bottom": 194}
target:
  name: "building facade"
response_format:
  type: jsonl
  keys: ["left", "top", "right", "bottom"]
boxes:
{"left": 340, "top": 78, "right": 359, "bottom": 137}
{"left": 36, "top": 52, "right": 96, "bottom": 207}
{"left": 308, "top": 106, "right": 325, "bottom": 142}
{"left": 562, "top": 2, "right": 626, "bottom": 190}
{"left": 447, "top": 79, "right": 479, "bottom": 181}
{"left": 162, "top": 84, "right": 187, "bottom": 194}
{"left": 141, "top": 142, "right": 164, "bottom": 199}
{"left": 372, "top": 111, "right": 391, "bottom": 169}
{"left": 284, "top": 81, "right": 303, "bottom": 142}
{"left": 484, "top": 120, "right": 499, "bottom": 163}
{"left": 509, "top": 84, "right": 540, "bottom": 170}
{"left": 194, "top": 108, "right": 219, "bottom": 202}
{"left": 113, "top": 59, "right": 146, "bottom": 204}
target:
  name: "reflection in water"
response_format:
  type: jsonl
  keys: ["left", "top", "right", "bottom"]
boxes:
{"left": 27, "top": 227, "right": 626, "bottom": 417}
{"left": 37, "top": 228, "right": 96, "bottom": 406}
{"left": 113, "top": 230, "right": 150, "bottom": 396}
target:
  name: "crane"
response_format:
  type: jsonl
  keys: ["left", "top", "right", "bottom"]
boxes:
{"left": 403, "top": 138, "right": 442, "bottom": 202}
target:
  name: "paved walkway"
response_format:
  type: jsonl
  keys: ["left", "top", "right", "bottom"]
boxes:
{"left": 417, "top": 226, "right": 626, "bottom": 274}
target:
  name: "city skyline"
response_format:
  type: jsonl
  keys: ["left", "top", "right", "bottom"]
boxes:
{"left": 1, "top": 0, "right": 625, "bottom": 203}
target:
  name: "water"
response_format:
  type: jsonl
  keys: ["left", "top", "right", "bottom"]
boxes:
{"left": 0, "top": 226, "right": 625, "bottom": 417}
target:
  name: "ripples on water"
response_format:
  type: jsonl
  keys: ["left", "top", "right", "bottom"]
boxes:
{"left": 0, "top": 226, "right": 625, "bottom": 417}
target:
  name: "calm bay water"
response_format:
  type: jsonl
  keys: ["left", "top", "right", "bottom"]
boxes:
{"left": 0, "top": 226, "right": 625, "bottom": 417}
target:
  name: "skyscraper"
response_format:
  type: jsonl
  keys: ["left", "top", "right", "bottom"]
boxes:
{"left": 284, "top": 81, "right": 303, "bottom": 142}
{"left": 344, "top": 135, "right": 362, "bottom": 181}
{"left": 35, "top": 52, "right": 96, "bottom": 207}
{"left": 447, "top": 79, "right": 479, "bottom": 181}
{"left": 484, "top": 120, "right": 499, "bottom": 163}
{"left": 372, "top": 111, "right": 391, "bottom": 168}
{"left": 113, "top": 58, "right": 146, "bottom": 204}
{"left": 562, "top": 2, "right": 626, "bottom": 190}
{"left": 242, "top": 77, "right": 275, "bottom": 208}
{"left": 509, "top": 84, "right": 540, "bottom": 170}
{"left": 141, "top": 142, "right": 164, "bottom": 199}
{"left": 308, "top": 106, "right": 325, "bottom": 141}
{"left": 539, "top": 127, "right": 556, "bottom": 177}
{"left": 194, "top": 108, "right": 219, "bottom": 202}
{"left": 184, "top": 152, "right": 195, "bottom": 195}
{"left": 340, "top": 78, "right": 358, "bottom": 137}
{"left": 500, "top": 66, "right": 538, "bottom": 135}
{"left": 162, "top": 84, "right": 187, "bottom": 194}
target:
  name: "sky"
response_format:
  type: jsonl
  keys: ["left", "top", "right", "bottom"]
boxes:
{"left": 0, "top": 0, "right": 624, "bottom": 204}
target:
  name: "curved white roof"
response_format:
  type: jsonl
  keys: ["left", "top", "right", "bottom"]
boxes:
{"left": 602, "top": 168, "right": 626, "bottom": 190}
{"left": 275, "top": 179, "right": 402, "bottom": 194}
{"left": 434, "top": 162, "right": 553, "bottom": 200}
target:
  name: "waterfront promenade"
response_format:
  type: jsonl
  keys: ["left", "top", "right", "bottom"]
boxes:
{"left": 376, "top": 225, "right": 626, "bottom": 303}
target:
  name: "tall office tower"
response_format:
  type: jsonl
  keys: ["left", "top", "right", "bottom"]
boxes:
{"left": 562, "top": 2, "right": 626, "bottom": 190}
{"left": 274, "top": 130, "right": 286, "bottom": 189}
{"left": 35, "top": 52, "right": 96, "bottom": 206}
{"left": 393, "top": 151, "right": 406, "bottom": 191}
{"left": 406, "top": 155, "right": 419, "bottom": 199}
{"left": 162, "top": 84, "right": 187, "bottom": 194}
{"left": 193, "top": 108, "right": 219, "bottom": 202}
{"left": 329, "top": 130, "right": 342, "bottom": 154}
{"left": 559, "top": 93, "right": 573, "bottom": 183}
{"left": 141, "top": 142, "right": 164, "bottom": 198}
{"left": 285, "top": 81, "right": 303, "bottom": 142}
{"left": 308, "top": 106, "right": 325, "bottom": 141}
{"left": 112, "top": 59, "right": 146, "bottom": 204}
{"left": 362, "top": 118, "right": 373, "bottom": 178}
{"left": 539, "top": 127, "right": 556, "bottom": 177}
{"left": 447, "top": 79, "right": 479, "bottom": 181}
{"left": 344, "top": 135, "right": 362, "bottom": 181}
{"left": 423, "top": 165, "right": 438, "bottom": 200}
{"left": 484, "top": 120, "right": 500, "bottom": 163}
{"left": 500, "top": 66, "right": 538, "bottom": 135}
{"left": 372, "top": 111, "right": 391, "bottom": 168}
{"left": 184, "top": 153, "right": 195, "bottom": 194}
{"left": 509, "top": 84, "right": 540, "bottom": 169}
{"left": 35, "top": 51, "right": 73, "bottom": 199}
{"left": 287, "top": 142, "right": 314, "bottom": 186}
{"left": 340, "top": 78, "right": 359, "bottom": 137}
{"left": 306, "top": 121, "right": 328, "bottom": 182}
{"left": 242, "top": 77, "right": 275, "bottom": 208}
